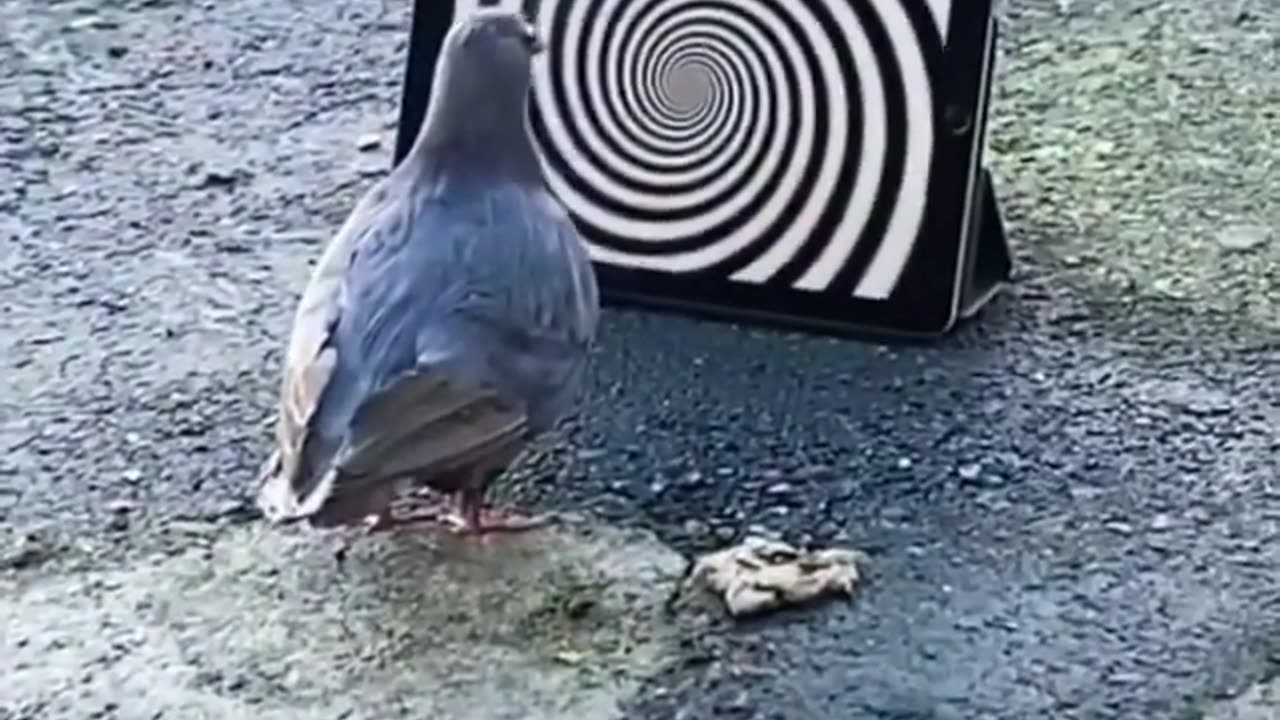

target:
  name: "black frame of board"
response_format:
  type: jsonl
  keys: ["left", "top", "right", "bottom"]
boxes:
{"left": 392, "top": 1, "right": 1011, "bottom": 341}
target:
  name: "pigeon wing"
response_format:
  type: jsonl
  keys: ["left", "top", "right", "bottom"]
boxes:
{"left": 257, "top": 177, "right": 400, "bottom": 519}
{"left": 324, "top": 185, "right": 598, "bottom": 495}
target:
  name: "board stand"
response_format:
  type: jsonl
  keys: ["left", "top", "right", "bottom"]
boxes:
{"left": 951, "top": 13, "right": 1012, "bottom": 326}
{"left": 958, "top": 169, "right": 1012, "bottom": 321}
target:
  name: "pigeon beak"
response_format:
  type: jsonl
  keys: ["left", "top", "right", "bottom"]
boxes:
{"left": 524, "top": 25, "right": 544, "bottom": 54}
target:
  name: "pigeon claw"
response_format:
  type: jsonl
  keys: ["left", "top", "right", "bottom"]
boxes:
{"left": 444, "top": 489, "right": 551, "bottom": 535}
{"left": 356, "top": 493, "right": 455, "bottom": 534}
{"left": 442, "top": 509, "right": 551, "bottom": 535}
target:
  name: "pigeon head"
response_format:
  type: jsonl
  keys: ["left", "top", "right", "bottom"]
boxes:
{"left": 411, "top": 10, "right": 546, "bottom": 178}
{"left": 446, "top": 10, "right": 544, "bottom": 66}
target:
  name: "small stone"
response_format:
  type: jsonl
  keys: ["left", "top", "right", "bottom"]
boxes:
{"left": 197, "top": 164, "right": 247, "bottom": 188}
{"left": 0, "top": 535, "right": 53, "bottom": 571}
{"left": 27, "top": 331, "right": 64, "bottom": 346}
{"left": 1152, "top": 278, "right": 1185, "bottom": 298}
{"left": 957, "top": 463, "right": 982, "bottom": 482}
{"left": 714, "top": 525, "right": 736, "bottom": 542}
{"left": 793, "top": 464, "right": 832, "bottom": 480}
{"left": 269, "top": 229, "right": 325, "bottom": 245}
{"left": 355, "top": 133, "right": 382, "bottom": 151}
{"left": 106, "top": 499, "right": 134, "bottom": 514}
{"left": 1107, "top": 671, "right": 1145, "bottom": 685}
{"left": 764, "top": 482, "right": 793, "bottom": 495}
{"left": 1104, "top": 520, "right": 1134, "bottom": 535}
{"left": 167, "top": 520, "right": 217, "bottom": 537}
{"left": 553, "top": 650, "right": 584, "bottom": 665}
{"left": 68, "top": 14, "right": 119, "bottom": 30}
{"left": 214, "top": 239, "right": 251, "bottom": 254}
{"left": 210, "top": 498, "right": 253, "bottom": 521}
{"left": 121, "top": 468, "right": 143, "bottom": 483}
{"left": 683, "top": 519, "right": 710, "bottom": 538}
{"left": 1150, "top": 513, "right": 1174, "bottom": 531}
{"left": 1215, "top": 224, "right": 1270, "bottom": 252}
{"left": 896, "top": 457, "right": 913, "bottom": 470}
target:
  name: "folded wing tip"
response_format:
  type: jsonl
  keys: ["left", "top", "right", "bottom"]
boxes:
{"left": 255, "top": 452, "right": 335, "bottom": 524}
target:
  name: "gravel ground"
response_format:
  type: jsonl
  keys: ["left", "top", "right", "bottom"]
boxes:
{"left": 1, "top": 0, "right": 1277, "bottom": 719}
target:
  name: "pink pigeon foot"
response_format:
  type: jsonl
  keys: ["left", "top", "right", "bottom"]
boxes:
{"left": 441, "top": 488, "right": 551, "bottom": 535}
{"left": 331, "top": 492, "right": 457, "bottom": 569}
{"left": 360, "top": 491, "right": 455, "bottom": 534}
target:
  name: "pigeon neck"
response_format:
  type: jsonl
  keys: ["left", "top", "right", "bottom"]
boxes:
{"left": 410, "top": 77, "right": 543, "bottom": 184}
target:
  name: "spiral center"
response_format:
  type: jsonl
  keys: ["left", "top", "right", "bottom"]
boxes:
{"left": 665, "top": 63, "right": 712, "bottom": 112}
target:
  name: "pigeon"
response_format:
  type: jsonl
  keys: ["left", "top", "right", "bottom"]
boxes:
{"left": 255, "top": 9, "right": 599, "bottom": 535}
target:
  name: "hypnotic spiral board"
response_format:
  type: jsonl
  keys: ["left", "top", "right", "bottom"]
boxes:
{"left": 397, "top": 0, "right": 1006, "bottom": 337}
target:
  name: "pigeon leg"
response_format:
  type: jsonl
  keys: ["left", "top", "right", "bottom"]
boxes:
{"left": 443, "top": 486, "right": 550, "bottom": 535}
{"left": 364, "top": 492, "right": 454, "bottom": 533}
{"left": 332, "top": 494, "right": 455, "bottom": 567}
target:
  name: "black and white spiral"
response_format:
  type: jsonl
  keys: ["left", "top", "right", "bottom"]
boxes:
{"left": 462, "top": 0, "right": 950, "bottom": 300}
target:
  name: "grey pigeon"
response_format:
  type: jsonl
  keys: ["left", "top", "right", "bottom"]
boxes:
{"left": 256, "top": 10, "right": 599, "bottom": 535}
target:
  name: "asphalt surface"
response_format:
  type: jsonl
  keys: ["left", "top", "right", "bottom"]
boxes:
{"left": 2, "top": 1, "right": 1278, "bottom": 719}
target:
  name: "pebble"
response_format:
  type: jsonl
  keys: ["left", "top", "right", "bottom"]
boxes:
{"left": 269, "top": 229, "right": 326, "bottom": 245}
{"left": 68, "top": 14, "right": 120, "bottom": 31}
{"left": 793, "top": 464, "right": 832, "bottom": 480}
{"left": 553, "top": 650, "right": 584, "bottom": 666}
{"left": 1214, "top": 224, "right": 1270, "bottom": 251}
{"left": 1106, "top": 671, "right": 1146, "bottom": 685}
{"left": 745, "top": 524, "right": 779, "bottom": 539}
{"left": 196, "top": 163, "right": 247, "bottom": 188}
{"left": 214, "top": 239, "right": 251, "bottom": 254}
{"left": 957, "top": 463, "right": 982, "bottom": 481}
{"left": 26, "top": 331, "right": 64, "bottom": 346}
{"left": 683, "top": 519, "right": 710, "bottom": 538}
{"left": 0, "top": 535, "right": 53, "bottom": 571}
{"left": 355, "top": 133, "right": 382, "bottom": 151}
{"left": 209, "top": 498, "right": 254, "bottom": 521}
